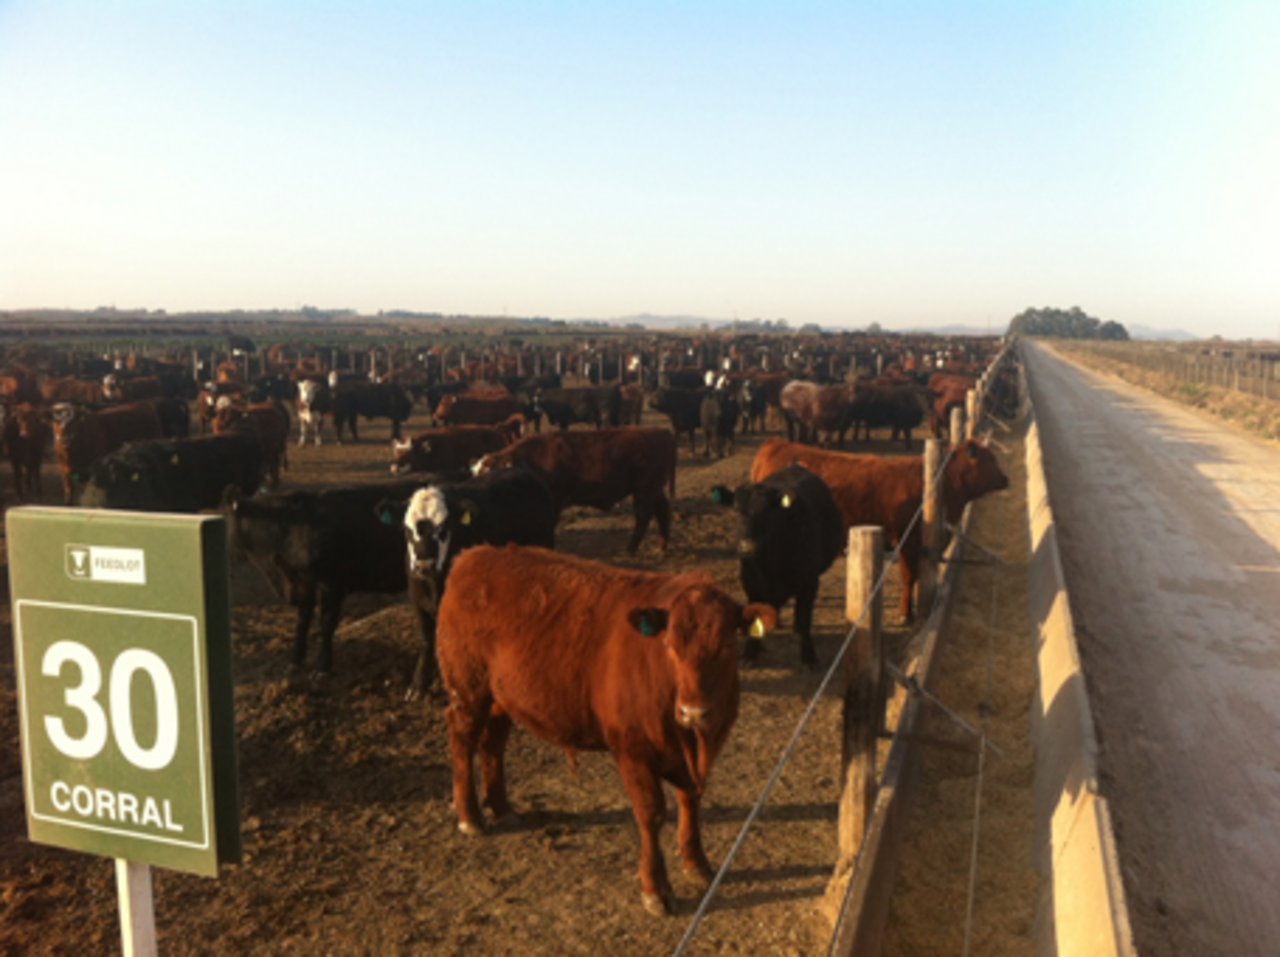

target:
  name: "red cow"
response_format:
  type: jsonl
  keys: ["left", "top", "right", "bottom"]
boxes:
{"left": 389, "top": 425, "right": 511, "bottom": 475}
{"left": 2, "top": 403, "right": 52, "bottom": 500}
{"left": 52, "top": 401, "right": 165, "bottom": 505}
{"left": 434, "top": 393, "right": 524, "bottom": 427}
{"left": 0, "top": 368, "right": 42, "bottom": 405}
{"left": 214, "top": 400, "right": 290, "bottom": 488}
{"left": 41, "top": 376, "right": 107, "bottom": 404}
{"left": 103, "top": 374, "right": 163, "bottom": 402}
{"left": 437, "top": 544, "right": 776, "bottom": 915}
{"left": 474, "top": 427, "right": 676, "bottom": 552}
{"left": 927, "top": 372, "right": 978, "bottom": 438}
{"left": 750, "top": 437, "right": 1009, "bottom": 620}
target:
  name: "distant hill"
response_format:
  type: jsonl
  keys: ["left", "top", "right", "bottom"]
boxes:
{"left": 1126, "top": 324, "right": 1199, "bottom": 342}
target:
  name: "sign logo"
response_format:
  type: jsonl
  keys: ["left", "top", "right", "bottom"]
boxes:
{"left": 66, "top": 545, "right": 147, "bottom": 585}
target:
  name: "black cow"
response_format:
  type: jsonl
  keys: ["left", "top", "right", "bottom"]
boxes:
{"left": 533, "top": 385, "right": 620, "bottom": 431}
{"left": 845, "top": 379, "right": 927, "bottom": 449}
{"left": 153, "top": 396, "right": 192, "bottom": 438}
{"left": 648, "top": 387, "right": 706, "bottom": 453}
{"left": 376, "top": 466, "right": 558, "bottom": 698}
{"left": 332, "top": 382, "right": 413, "bottom": 442}
{"left": 79, "top": 432, "right": 265, "bottom": 512}
{"left": 700, "top": 389, "right": 740, "bottom": 458}
{"left": 711, "top": 465, "right": 843, "bottom": 667}
{"left": 222, "top": 478, "right": 427, "bottom": 675}
{"left": 739, "top": 379, "right": 768, "bottom": 433}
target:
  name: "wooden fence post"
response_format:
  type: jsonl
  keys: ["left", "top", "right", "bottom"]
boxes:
{"left": 965, "top": 389, "right": 978, "bottom": 438}
{"left": 837, "top": 525, "right": 885, "bottom": 876}
{"left": 918, "top": 439, "right": 943, "bottom": 615}
{"left": 950, "top": 405, "right": 965, "bottom": 448}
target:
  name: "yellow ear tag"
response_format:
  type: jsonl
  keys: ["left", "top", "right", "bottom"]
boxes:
{"left": 460, "top": 511, "right": 473, "bottom": 526}
{"left": 781, "top": 493, "right": 793, "bottom": 509}
{"left": 749, "top": 618, "right": 767, "bottom": 638}
{"left": 171, "top": 454, "right": 180, "bottom": 465}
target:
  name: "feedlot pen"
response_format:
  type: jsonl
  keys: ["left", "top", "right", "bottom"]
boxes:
{"left": 0, "top": 390, "right": 1036, "bottom": 956}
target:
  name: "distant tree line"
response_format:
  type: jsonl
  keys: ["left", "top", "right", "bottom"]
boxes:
{"left": 1007, "top": 306, "right": 1128, "bottom": 340}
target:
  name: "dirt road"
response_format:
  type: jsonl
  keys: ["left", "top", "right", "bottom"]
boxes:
{"left": 1025, "top": 341, "right": 1280, "bottom": 956}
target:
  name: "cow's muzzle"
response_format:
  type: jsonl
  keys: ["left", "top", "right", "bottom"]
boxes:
{"left": 676, "top": 702, "right": 709, "bottom": 729}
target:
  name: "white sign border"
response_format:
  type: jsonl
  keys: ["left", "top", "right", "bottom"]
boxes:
{"left": 14, "top": 600, "right": 212, "bottom": 851}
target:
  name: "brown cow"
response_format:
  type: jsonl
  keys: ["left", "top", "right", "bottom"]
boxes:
{"left": 103, "top": 374, "right": 163, "bottom": 402}
{"left": 389, "top": 425, "right": 510, "bottom": 475}
{"left": 0, "top": 367, "right": 42, "bottom": 405}
{"left": 750, "top": 437, "right": 1008, "bottom": 620}
{"left": 618, "top": 383, "right": 645, "bottom": 426}
{"left": 2, "top": 403, "right": 51, "bottom": 500}
{"left": 434, "top": 392, "right": 524, "bottom": 427}
{"left": 474, "top": 427, "right": 676, "bottom": 552}
{"left": 437, "top": 544, "right": 776, "bottom": 915}
{"left": 52, "top": 401, "right": 164, "bottom": 505}
{"left": 41, "top": 376, "right": 107, "bottom": 405}
{"left": 214, "top": 399, "right": 290, "bottom": 488}
{"left": 927, "top": 372, "right": 978, "bottom": 438}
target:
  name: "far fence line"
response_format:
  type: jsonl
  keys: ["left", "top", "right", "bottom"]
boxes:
{"left": 1078, "top": 341, "right": 1280, "bottom": 400}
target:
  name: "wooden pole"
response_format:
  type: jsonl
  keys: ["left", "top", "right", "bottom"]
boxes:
{"left": 116, "top": 859, "right": 157, "bottom": 957}
{"left": 949, "top": 405, "right": 965, "bottom": 448}
{"left": 837, "top": 525, "right": 885, "bottom": 873}
{"left": 965, "top": 389, "right": 978, "bottom": 438}
{"left": 918, "top": 439, "right": 943, "bottom": 615}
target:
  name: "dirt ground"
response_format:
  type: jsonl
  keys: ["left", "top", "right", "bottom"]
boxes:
{"left": 1, "top": 386, "right": 1035, "bottom": 956}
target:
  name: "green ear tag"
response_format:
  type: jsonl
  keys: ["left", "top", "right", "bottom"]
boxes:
{"left": 638, "top": 617, "right": 657, "bottom": 637}
{"left": 711, "top": 487, "right": 723, "bottom": 504}
{"left": 749, "top": 618, "right": 766, "bottom": 638}
{"left": 379, "top": 510, "right": 394, "bottom": 525}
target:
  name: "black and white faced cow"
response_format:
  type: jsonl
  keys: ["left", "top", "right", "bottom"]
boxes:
{"left": 296, "top": 378, "right": 331, "bottom": 447}
{"left": 711, "top": 465, "right": 843, "bottom": 668}
{"left": 381, "top": 466, "right": 558, "bottom": 698}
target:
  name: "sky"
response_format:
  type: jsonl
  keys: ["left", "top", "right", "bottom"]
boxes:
{"left": 2, "top": 2, "right": 1278, "bottom": 339}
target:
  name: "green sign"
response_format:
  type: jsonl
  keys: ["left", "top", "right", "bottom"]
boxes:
{"left": 7, "top": 507, "right": 240, "bottom": 877}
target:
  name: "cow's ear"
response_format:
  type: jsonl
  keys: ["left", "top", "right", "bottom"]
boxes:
{"left": 374, "top": 498, "right": 403, "bottom": 526}
{"left": 628, "top": 608, "right": 668, "bottom": 638}
{"left": 457, "top": 499, "right": 478, "bottom": 527}
{"left": 741, "top": 603, "right": 778, "bottom": 637}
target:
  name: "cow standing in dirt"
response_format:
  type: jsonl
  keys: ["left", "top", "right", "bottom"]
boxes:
{"left": 437, "top": 544, "right": 776, "bottom": 915}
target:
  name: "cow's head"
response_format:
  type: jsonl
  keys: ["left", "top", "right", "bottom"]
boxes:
{"left": 943, "top": 438, "right": 1009, "bottom": 521}
{"left": 727, "top": 480, "right": 806, "bottom": 561}
{"left": 627, "top": 580, "right": 776, "bottom": 792}
{"left": 390, "top": 438, "right": 418, "bottom": 474}
{"left": 401, "top": 486, "right": 450, "bottom": 573}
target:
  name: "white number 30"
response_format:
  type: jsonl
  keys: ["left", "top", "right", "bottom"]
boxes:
{"left": 42, "top": 640, "right": 179, "bottom": 771}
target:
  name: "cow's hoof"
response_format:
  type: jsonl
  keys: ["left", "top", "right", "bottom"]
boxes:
{"left": 682, "top": 859, "right": 715, "bottom": 885}
{"left": 641, "top": 891, "right": 672, "bottom": 917}
{"left": 457, "top": 820, "right": 483, "bottom": 837}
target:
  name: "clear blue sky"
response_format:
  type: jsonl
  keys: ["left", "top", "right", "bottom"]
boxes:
{"left": 2, "top": 2, "right": 1277, "bottom": 338}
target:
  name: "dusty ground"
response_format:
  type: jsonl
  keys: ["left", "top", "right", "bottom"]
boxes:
{"left": 1, "top": 387, "right": 1034, "bottom": 956}
{"left": 1026, "top": 343, "right": 1280, "bottom": 956}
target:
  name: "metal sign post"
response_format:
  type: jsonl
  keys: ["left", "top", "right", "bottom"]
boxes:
{"left": 7, "top": 507, "right": 241, "bottom": 953}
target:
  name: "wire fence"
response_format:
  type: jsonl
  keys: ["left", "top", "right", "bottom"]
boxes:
{"left": 671, "top": 343, "right": 1016, "bottom": 956}
{"left": 1077, "top": 342, "right": 1280, "bottom": 400}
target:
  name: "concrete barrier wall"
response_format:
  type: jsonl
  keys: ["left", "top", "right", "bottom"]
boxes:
{"left": 1023, "top": 354, "right": 1135, "bottom": 957}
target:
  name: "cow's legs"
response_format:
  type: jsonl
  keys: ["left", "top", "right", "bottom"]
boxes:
{"left": 673, "top": 786, "right": 713, "bottom": 882}
{"left": 654, "top": 494, "right": 672, "bottom": 552}
{"left": 315, "top": 585, "right": 345, "bottom": 674}
{"left": 478, "top": 706, "right": 515, "bottom": 821}
{"left": 291, "top": 586, "right": 316, "bottom": 669}
{"left": 794, "top": 579, "right": 820, "bottom": 669}
{"left": 617, "top": 757, "right": 673, "bottom": 916}
{"left": 445, "top": 692, "right": 491, "bottom": 835}
{"left": 628, "top": 497, "right": 655, "bottom": 553}
{"left": 406, "top": 606, "right": 437, "bottom": 701}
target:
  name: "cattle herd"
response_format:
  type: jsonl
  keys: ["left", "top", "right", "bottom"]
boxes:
{"left": 0, "top": 329, "right": 1018, "bottom": 917}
